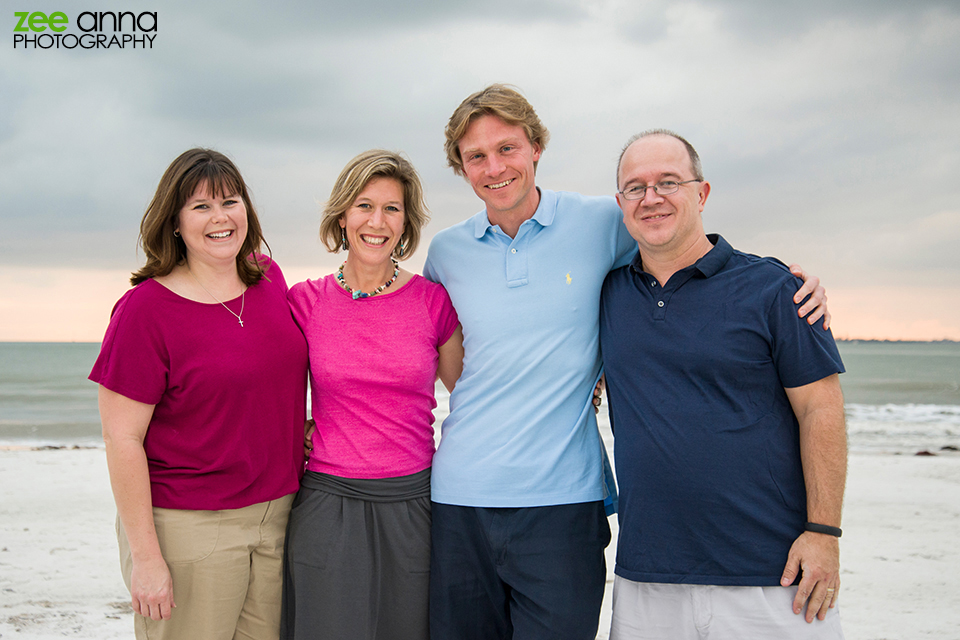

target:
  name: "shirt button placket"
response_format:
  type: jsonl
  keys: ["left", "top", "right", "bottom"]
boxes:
{"left": 654, "top": 298, "right": 667, "bottom": 320}
{"left": 505, "top": 240, "right": 527, "bottom": 287}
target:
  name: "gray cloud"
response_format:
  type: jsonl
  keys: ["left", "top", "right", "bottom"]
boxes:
{"left": 2, "top": 0, "right": 958, "bottom": 303}
{"left": 120, "top": 0, "right": 592, "bottom": 55}
{"left": 699, "top": 0, "right": 957, "bottom": 39}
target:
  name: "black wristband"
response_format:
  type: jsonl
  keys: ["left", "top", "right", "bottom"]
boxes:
{"left": 805, "top": 522, "right": 842, "bottom": 538}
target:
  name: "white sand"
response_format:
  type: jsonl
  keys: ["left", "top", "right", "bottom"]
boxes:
{"left": 1, "top": 449, "right": 958, "bottom": 639}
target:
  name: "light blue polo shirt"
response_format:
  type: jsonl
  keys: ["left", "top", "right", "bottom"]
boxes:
{"left": 423, "top": 189, "right": 636, "bottom": 507}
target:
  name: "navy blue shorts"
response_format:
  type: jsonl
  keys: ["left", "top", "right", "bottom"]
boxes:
{"left": 429, "top": 501, "right": 611, "bottom": 640}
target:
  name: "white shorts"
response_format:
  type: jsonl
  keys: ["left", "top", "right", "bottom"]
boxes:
{"left": 610, "top": 576, "right": 845, "bottom": 640}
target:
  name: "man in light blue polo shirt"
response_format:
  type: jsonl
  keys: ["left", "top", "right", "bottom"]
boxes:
{"left": 423, "top": 85, "right": 829, "bottom": 640}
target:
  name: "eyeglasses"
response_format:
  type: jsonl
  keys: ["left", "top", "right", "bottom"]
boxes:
{"left": 618, "top": 179, "right": 701, "bottom": 201}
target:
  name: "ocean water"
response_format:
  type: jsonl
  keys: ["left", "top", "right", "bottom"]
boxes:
{"left": 0, "top": 343, "right": 104, "bottom": 447}
{"left": 1, "top": 341, "right": 958, "bottom": 454}
{"left": 838, "top": 340, "right": 960, "bottom": 454}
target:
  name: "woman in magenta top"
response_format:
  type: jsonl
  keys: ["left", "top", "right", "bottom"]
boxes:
{"left": 90, "top": 149, "right": 308, "bottom": 640}
{"left": 281, "top": 150, "right": 463, "bottom": 640}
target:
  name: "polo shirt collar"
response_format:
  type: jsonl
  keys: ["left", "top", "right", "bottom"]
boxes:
{"left": 694, "top": 234, "right": 734, "bottom": 277}
{"left": 630, "top": 233, "right": 734, "bottom": 279}
{"left": 471, "top": 188, "right": 555, "bottom": 239}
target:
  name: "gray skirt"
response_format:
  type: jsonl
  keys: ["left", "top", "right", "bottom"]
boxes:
{"left": 280, "top": 468, "right": 431, "bottom": 640}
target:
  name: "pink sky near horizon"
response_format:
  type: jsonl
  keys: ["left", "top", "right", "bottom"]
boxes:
{"left": 3, "top": 266, "right": 958, "bottom": 343}
{"left": 4, "top": 2, "right": 958, "bottom": 349}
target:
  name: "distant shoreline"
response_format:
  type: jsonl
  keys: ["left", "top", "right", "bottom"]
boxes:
{"left": 0, "top": 341, "right": 102, "bottom": 345}
{"left": 835, "top": 338, "right": 959, "bottom": 344}
{"left": 1, "top": 339, "right": 959, "bottom": 345}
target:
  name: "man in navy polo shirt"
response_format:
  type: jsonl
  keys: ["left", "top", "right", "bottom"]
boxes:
{"left": 600, "top": 130, "right": 846, "bottom": 639}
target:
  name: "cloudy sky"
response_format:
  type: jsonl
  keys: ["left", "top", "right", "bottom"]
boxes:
{"left": 2, "top": 0, "right": 958, "bottom": 341}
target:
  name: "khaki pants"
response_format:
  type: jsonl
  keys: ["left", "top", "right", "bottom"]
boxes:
{"left": 118, "top": 494, "right": 294, "bottom": 640}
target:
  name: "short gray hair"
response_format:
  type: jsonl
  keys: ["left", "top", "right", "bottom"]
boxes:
{"left": 616, "top": 129, "right": 704, "bottom": 189}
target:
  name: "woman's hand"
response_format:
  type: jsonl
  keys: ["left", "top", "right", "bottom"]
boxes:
{"left": 304, "top": 418, "right": 316, "bottom": 460}
{"left": 130, "top": 553, "right": 176, "bottom": 620}
{"left": 593, "top": 376, "right": 605, "bottom": 414}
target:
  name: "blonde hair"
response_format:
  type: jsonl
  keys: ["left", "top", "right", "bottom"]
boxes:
{"left": 319, "top": 150, "right": 429, "bottom": 260}
{"left": 444, "top": 84, "right": 550, "bottom": 177}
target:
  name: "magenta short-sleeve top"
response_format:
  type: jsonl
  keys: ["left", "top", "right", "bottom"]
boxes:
{"left": 89, "top": 259, "right": 308, "bottom": 510}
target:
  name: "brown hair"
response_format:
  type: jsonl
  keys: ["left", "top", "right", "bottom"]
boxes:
{"left": 319, "top": 149, "right": 429, "bottom": 261}
{"left": 131, "top": 148, "right": 269, "bottom": 286}
{"left": 444, "top": 84, "right": 550, "bottom": 177}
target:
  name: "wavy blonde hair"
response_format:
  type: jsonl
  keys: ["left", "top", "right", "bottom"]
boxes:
{"left": 444, "top": 84, "right": 550, "bottom": 177}
{"left": 319, "top": 149, "right": 429, "bottom": 261}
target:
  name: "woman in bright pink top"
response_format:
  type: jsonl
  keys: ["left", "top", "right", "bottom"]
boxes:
{"left": 281, "top": 150, "right": 463, "bottom": 640}
{"left": 288, "top": 274, "right": 459, "bottom": 480}
{"left": 90, "top": 149, "right": 308, "bottom": 640}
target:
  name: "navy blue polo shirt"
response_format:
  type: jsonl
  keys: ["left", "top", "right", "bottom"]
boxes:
{"left": 599, "top": 234, "right": 844, "bottom": 586}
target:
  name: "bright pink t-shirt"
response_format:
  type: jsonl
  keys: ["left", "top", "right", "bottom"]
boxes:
{"left": 89, "top": 259, "right": 308, "bottom": 510}
{"left": 287, "top": 274, "right": 459, "bottom": 479}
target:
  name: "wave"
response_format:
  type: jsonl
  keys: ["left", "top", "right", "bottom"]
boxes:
{"left": 846, "top": 403, "right": 960, "bottom": 425}
{"left": 844, "top": 403, "right": 959, "bottom": 454}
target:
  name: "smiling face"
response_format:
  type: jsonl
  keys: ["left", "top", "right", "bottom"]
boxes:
{"left": 457, "top": 114, "right": 542, "bottom": 224}
{"left": 339, "top": 176, "right": 406, "bottom": 270}
{"left": 176, "top": 180, "right": 248, "bottom": 269}
{"left": 616, "top": 134, "right": 710, "bottom": 258}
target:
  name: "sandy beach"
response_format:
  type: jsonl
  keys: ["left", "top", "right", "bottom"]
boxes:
{"left": 1, "top": 448, "right": 958, "bottom": 639}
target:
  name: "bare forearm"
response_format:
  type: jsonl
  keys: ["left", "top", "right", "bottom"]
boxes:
{"left": 99, "top": 385, "right": 174, "bottom": 618}
{"left": 782, "top": 375, "right": 846, "bottom": 620}
{"left": 437, "top": 325, "right": 464, "bottom": 393}
{"left": 798, "top": 394, "right": 847, "bottom": 526}
{"left": 104, "top": 435, "right": 163, "bottom": 562}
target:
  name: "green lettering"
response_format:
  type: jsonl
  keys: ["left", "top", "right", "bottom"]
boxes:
{"left": 48, "top": 11, "right": 68, "bottom": 32}
{"left": 14, "top": 11, "right": 30, "bottom": 32}
{"left": 28, "top": 11, "right": 49, "bottom": 32}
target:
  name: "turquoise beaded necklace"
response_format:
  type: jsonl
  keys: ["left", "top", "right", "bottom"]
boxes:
{"left": 336, "top": 259, "right": 400, "bottom": 300}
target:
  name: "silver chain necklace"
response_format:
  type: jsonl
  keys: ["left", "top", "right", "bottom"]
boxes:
{"left": 188, "top": 268, "right": 246, "bottom": 327}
